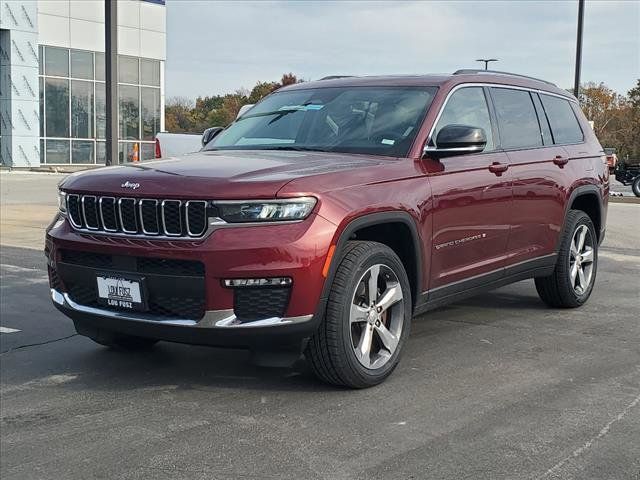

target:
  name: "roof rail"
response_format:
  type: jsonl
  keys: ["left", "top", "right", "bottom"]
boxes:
{"left": 318, "top": 75, "right": 355, "bottom": 81}
{"left": 452, "top": 69, "right": 556, "bottom": 87}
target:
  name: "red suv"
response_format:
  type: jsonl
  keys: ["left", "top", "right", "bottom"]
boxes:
{"left": 46, "top": 71, "right": 608, "bottom": 388}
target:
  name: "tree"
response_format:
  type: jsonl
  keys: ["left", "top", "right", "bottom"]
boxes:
{"left": 578, "top": 80, "right": 639, "bottom": 161}
{"left": 164, "top": 74, "right": 304, "bottom": 133}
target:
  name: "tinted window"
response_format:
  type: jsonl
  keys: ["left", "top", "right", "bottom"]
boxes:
{"left": 70, "top": 50, "right": 93, "bottom": 79}
{"left": 45, "top": 78, "right": 69, "bottom": 137}
{"left": 45, "top": 47, "right": 69, "bottom": 77}
{"left": 433, "top": 87, "right": 494, "bottom": 151}
{"left": 540, "top": 94, "right": 584, "bottom": 144}
{"left": 119, "top": 56, "right": 139, "bottom": 84}
{"left": 207, "top": 87, "right": 437, "bottom": 157}
{"left": 491, "top": 88, "right": 542, "bottom": 149}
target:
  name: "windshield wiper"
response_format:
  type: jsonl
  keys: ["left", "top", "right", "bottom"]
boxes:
{"left": 259, "top": 146, "right": 333, "bottom": 153}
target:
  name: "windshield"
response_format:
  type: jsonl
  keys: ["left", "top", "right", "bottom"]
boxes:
{"left": 205, "top": 86, "right": 438, "bottom": 157}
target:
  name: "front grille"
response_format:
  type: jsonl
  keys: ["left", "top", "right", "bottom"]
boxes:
{"left": 66, "top": 194, "right": 209, "bottom": 239}
{"left": 234, "top": 287, "right": 291, "bottom": 321}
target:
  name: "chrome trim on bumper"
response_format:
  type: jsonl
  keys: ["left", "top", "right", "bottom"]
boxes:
{"left": 51, "top": 289, "right": 312, "bottom": 329}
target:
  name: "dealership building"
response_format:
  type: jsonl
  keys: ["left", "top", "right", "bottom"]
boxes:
{"left": 0, "top": 0, "right": 166, "bottom": 168}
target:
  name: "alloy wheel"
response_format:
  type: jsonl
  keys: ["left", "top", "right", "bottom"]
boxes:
{"left": 569, "top": 224, "right": 595, "bottom": 295}
{"left": 349, "top": 264, "right": 404, "bottom": 370}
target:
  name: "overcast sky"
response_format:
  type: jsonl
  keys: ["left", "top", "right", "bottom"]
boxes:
{"left": 165, "top": 0, "right": 639, "bottom": 100}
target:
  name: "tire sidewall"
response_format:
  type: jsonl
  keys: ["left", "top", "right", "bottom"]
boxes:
{"left": 333, "top": 245, "right": 412, "bottom": 385}
{"left": 632, "top": 177, "right": 640, "bottom": 197}
{"left": 561, "top": 213, "right": 598, "bottom": 305}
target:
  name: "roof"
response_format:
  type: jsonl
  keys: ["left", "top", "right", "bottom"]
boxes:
{"left": 279, "top": 71, "right": 575, "bottom": 100}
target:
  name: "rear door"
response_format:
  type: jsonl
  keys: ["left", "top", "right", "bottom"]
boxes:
{"left": 427, "top": 86, "right": 512, "bottom": 290}
{"left": 490, "top": 87, "right": 568, "bottom": 266}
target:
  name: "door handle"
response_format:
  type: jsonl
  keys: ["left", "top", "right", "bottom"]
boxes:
{"left": 553, "top": 155, "right": 569, "bottom": 167}
{"left": 488, "top": 162, "right": 509, "bottom": 176}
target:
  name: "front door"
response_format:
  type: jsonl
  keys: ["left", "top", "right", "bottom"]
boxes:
{"left": 426, "top": 86, "right": 512, "bottom": 290}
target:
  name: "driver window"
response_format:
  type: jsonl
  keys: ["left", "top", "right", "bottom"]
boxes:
{"left": 433, "top": 87, "right": 494, "bottom": 151}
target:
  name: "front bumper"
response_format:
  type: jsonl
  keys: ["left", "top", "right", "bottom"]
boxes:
{"left": 46, "top": 212, "right": 337, "bottom": 347}
{"left": 51, "top": 288, "right": 317, "bottom": 348}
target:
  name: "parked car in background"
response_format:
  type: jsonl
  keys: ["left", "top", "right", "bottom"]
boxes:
{"left": 604, "top": 147, "right": 618, "bottom": 173}
{"left": 614, "top": 159, "right": 640, "bottom": 197}
{"left": 47, "top": 71, "right": 608, "bottom": 388}
{"left": 153, "top": 132, "right": 202, "bottom": 159}
{"left": 154, "top": 105, "right": 255, "bottom": 159}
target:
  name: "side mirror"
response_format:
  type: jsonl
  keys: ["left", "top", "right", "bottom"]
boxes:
{"left": 424, "top": 124, "right": 487, "bottom": 158}
{"left": 202, "top": 127, "right": 224, "bottom": 147}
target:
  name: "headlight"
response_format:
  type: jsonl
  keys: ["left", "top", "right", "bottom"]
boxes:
{"left": 214, "top": 197, "right": 316, "bottom": 223}
{"left": 58, "top": 190, "right": 67, "bottom": 214}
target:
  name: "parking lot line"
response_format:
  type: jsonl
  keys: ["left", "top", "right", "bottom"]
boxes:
{"left": 0, "top": 327, "right": 21, "bottom": 334}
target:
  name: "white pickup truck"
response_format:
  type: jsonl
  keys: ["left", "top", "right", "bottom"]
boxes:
{"left": 154, "top": 104, "right": 254, "bottom": 159}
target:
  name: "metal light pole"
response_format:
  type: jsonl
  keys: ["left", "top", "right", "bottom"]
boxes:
{"left": 476, "top": 58, "right": 498, "bottom": 70}
{"left": 105, "top": 0, "right": 118, "bottom": 166}
{"left": 574, "top": 0, "right": 585, "bottom": 98}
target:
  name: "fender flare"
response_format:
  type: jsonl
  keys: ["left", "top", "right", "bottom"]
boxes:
{"left": 558, "top": 184, "right": 604, "bottom": 250}
{"left": 319, "top": 211, "right": 423, "bottom": 305}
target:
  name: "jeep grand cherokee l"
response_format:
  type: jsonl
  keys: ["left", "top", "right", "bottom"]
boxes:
{"left": 46, "top": 71, "right": 608, "bottom": 388}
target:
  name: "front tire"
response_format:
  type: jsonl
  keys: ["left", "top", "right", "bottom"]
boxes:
{"left": 306, "top": 241, "right": 412, "bottom": 388}
{"left": 535, "top": 210, "right": 598, "bottom": 308}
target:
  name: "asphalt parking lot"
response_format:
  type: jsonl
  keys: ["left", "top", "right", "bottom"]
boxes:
{"left": 1, "top": 172, "right": 639, "bottom": 480}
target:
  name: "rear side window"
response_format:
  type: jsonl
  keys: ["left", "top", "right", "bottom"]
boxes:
{"left": 540, "top": 94, "right": 584, "bottom": 144}
{"left": 491, "top": 88, "right": 542, "bottom": 149}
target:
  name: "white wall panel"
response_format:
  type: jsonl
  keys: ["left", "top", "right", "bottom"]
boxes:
{"left": 38, "top": 0, "right": 70, "bottom": 18}
{"left": 140, "top": 1, "right": 165, "bottom": 33}
{"left": 70, "top": 18, "right": 103, "bottom": 52}
{"left": 118, "top": 25, "right": 140, "bottom": 57}
{"left": 70, "top": 0, "right": 103, "bottom": 23}
{"left": 140, "top": 29, "right": 164, "bottom": 60}
{"left": 117, "top": 0, "right": 140, "bottom": 29}
{"left": 37, "top": 13, "right": 70, "bottom": 48}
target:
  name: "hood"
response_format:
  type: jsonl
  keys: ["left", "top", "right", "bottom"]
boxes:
{"left": 61, "top": 150, "right": 391, "bottom": 199}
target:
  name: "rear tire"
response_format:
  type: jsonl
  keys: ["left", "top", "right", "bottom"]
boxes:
{"left": 632, "top": 176, "right": 640, "bottom": 197}
{"left": 535, "top": 210, "right": 598, "bottom": 308}
{"left": 305, "top": 241, "right": 412, "bottom": 388}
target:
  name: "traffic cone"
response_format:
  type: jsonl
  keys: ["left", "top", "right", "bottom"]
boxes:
{"left": 132, "top": 143, "right": 140, "bottom": 162}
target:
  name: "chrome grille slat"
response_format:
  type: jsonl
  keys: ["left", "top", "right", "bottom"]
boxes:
{"left": 65, "top": 194, "right": 210, "bottom": 239}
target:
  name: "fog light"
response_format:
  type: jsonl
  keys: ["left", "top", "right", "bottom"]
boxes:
{"left": 224, "top": 277, "right": 292, "bottom": 288}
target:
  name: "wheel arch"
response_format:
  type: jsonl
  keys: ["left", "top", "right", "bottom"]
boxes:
{"left": 560, "top": 185, "right": 604, "bottom": 249}
{"left": 321, "top": 211, "right": 423, "bottom": 309}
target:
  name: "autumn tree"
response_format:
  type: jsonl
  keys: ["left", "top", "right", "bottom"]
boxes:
{"left": 165, "top": 73, "right": 303, "bottom": 134}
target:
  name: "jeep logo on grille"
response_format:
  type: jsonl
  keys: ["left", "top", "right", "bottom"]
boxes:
{"left": 121, "top": 181, "right": 140, "bottom": 190}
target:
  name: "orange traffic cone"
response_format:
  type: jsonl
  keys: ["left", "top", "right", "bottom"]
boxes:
{"left": 132, "top": 143, "right": 139, "bottom": 162}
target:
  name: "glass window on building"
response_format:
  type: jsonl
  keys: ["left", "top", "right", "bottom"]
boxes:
{"left": 71, "top": 80, "right": 94, "bottom": 138}
{"left": 141, "top": 87, "right": 160, "bottom": 140}
{"left": 119, "top": 56, "right": 139, "bottom": 84}
{"left": 39, "top": 77, "right": 44, "bottom": 136}
{"left": 39, "top": 45, "right": 162, "bottom": 165}
{"left": 119, "top": 85, "right": 140, "bottom": 140}
{"left": 71, "top": 50, "right": 94, "bottom": 80}
{"left": 141, "top": 142, "right": 155, "bottom": 161}
{"left": 95, "top": 83, "right": 106, "bottom": 139}
{"left": 140, "top": 59, "right": 160, "bottom": 86}
{"left": 45, "top": 78, "right": 70, "bottom": 137}
{"left": 45, "top": 47, "right": 69, "bottom": 77}
{"left": 95, "top": 53, "right": 105, "bottom": 81}
{"left": 38, "top": 45, "right": 44, "bottom": 75}
{"left": 72, "top": 140, "right": 95, "bottom": 164}
{"left": 45, "top": 139, "right": 70, "bottom": 163}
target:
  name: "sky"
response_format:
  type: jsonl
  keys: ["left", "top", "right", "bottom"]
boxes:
{"left": 165, "top": 0, "right": 639, "bottom": 100}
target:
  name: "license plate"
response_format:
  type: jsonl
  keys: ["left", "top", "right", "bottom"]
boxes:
{"left": 96, "top": 275, "right": 146, "bottom": 311}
